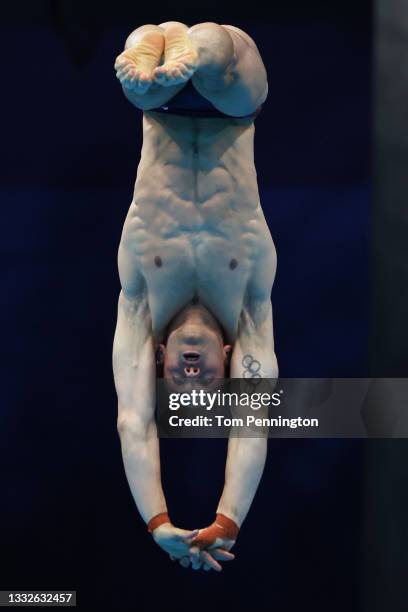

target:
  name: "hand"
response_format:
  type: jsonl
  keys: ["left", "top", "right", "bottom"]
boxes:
{"left": 172, "top": 520, "right": 236, "bottom": 572}
{"left": 152, "top": 523, "right": 199, "bottom": 559}
{"left": 188, "top": 525, "right": 236, "bottom": 571}
{"left": 174, "top": 546, "right": 235, "bottom": 572}
{"left": 190, "top": 520, "right": 237, "bottom": 552}
{"left": 152, "top": 523, "right": 235, "bottom": 572}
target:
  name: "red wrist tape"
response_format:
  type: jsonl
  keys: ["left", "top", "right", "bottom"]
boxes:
{"left": 147, "top": 512, "right": 171, "bottom": 533}
{"left": 215, "top": 513, "right": 240, "bottom": 540}
{"left": 192, "top": 513, "right": 240, "bottom": 549}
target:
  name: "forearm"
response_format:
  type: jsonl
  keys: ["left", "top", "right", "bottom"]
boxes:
{"left": 118, "top": 416, "right": 167, "bottom": 524}
{"left": 217, "top": 436, "right": 268, "bottom": 527}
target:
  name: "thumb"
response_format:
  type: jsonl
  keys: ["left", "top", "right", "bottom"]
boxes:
{"left": 176, "top": 529, "right": 199, "bottom": 541}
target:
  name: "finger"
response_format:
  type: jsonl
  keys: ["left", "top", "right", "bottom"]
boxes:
{"left": 176, "top": 529, "right": 199, "bottom": 541}
{"left": 211, "top": 548, "right": 235, "bottom": 561}
{"left": 199, "top": 550, "right": 222, "bottom": 572}
{"left": 207, "top": 538, "right": 235, "bottom": 551}
{"left": 189, "top": 546, "right": 200, "bottom": 562}
{"left": 203, "top": 563, "right": 212, "bottom": 571}
{"left": 179, "top": 557, "right": 190, "bottom": 568}
{"left": 191, "top": 557, "right": 203, "bottom": 570}
{"left": 169, "top": 555, "right": 177, "bottom": 561}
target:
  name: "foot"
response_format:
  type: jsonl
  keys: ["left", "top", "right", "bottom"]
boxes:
{"left": 153, "top": 24, "right": 199, "bottom": 87}
{"left": 114, "top": 30, "right": 164, "bottom": 94}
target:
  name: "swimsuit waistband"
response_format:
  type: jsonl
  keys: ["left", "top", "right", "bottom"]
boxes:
{"left": 148, "top": 105, "right": 262, "bottom": 121}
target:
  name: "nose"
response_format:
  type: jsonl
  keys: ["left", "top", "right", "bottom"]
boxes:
{"left": 184, "top": 366, "right": 200, "bottom": 377}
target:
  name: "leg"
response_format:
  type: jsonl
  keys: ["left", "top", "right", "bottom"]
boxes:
{"left": 188, "top": 23, "right": 268, "bottom": 117}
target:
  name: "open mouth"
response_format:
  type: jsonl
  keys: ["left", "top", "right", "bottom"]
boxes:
{"left": 183, "top": 351, "right": 200, "bottom": 362}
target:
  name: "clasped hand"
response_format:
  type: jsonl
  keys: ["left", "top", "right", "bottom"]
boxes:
{"left": 152, "top": 523, "right": 235, "bottom": 572}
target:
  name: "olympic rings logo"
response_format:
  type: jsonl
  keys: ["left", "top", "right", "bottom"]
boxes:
{"left": 241, "top": 354, "right": 262, "bottom": 389}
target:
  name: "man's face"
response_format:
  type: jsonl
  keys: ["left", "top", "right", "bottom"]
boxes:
{"left": 161, "top": 322, "right": 231, "bottom": 389}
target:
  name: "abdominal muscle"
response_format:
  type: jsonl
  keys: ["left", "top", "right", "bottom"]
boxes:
{"left": 125, "top": 111, "right": 270, "bottom": 339}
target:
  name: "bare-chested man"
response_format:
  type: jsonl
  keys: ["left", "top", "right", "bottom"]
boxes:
{"left": 112, "top": 21, "right": 278, "bottom": 571}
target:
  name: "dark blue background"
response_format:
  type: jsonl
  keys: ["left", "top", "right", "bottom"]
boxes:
{"left": 1, "top": 4, "right": 371, "bottom": 611}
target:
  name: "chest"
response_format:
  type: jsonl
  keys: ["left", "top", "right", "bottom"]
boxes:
{"left": 140, "top": 229, "right": 255, "bottom": 338}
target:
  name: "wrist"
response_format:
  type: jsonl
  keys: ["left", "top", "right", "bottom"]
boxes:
{"left": 147, "top": 512, "right": 171, "bottom": 533}
{"left": 216, "top": 505, "right": 242, "bottom": 528}
{"left": 215, "top": 513, "right": 240, "bottom": 540}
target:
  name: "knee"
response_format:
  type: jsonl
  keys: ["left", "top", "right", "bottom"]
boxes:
{"left": 187, "top": 22, "right": 230, "bottom": 43}
{"left": 188, "top": 23, "right": 234, "bottom": 63}
{"left": 188, "top": 22, "right": 222, "bottom": 34}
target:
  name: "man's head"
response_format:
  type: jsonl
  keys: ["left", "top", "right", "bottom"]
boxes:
{"left": 157, "top": 302, "right": 231, "bottom": 391}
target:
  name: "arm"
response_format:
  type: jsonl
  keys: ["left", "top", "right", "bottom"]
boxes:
{"left": 217, "top": 302, "right": 278, "bottom": 528}
{"left": 192, "top": 237, "right": 278, "bottom": 550}
{"left": 190, "top": 316, "right": 275, "bottom": 554}
{"left": 114, "top": 287, "right": 211, "bottom": 562}
{"left": 219, "top": 235, "right": 278, "bottom": 525}
{"left": 114, "top": 202, "right": 167, "bottom": 522}
{"left": 113, "top": 222, "right": 202, "bottom": 560}
{"left": 113, "top": 289, "right": 165, "bottom": 523}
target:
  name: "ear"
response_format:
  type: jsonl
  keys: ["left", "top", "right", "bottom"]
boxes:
{"left": 156, "top": 343, "right": 166, "bottom": 364}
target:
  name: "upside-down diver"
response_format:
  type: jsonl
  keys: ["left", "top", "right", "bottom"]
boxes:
{"left": 112, "top": 21, "right": 278, "bottom": 571}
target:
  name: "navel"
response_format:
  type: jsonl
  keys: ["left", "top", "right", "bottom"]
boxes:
{"left": 229, "top": 258, "right": 238, "bottom": 270}
{"left": 154, "top": 255, "right": 162, "bottom": 268}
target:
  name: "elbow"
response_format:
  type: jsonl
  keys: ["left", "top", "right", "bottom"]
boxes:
{"left": 117, "top": 414, "right": 154, "bottom": 444}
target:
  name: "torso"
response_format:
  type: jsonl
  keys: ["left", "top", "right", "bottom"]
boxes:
{"left": 120, "top": 110, "right": 274, "bottom": 341}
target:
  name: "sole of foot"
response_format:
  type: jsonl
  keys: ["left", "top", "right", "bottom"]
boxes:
{"left": 114, "top": 30, "right": 164, "bottom": 94}
{"left": 153, "top": 26, "right": 198, "bottom": 87}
